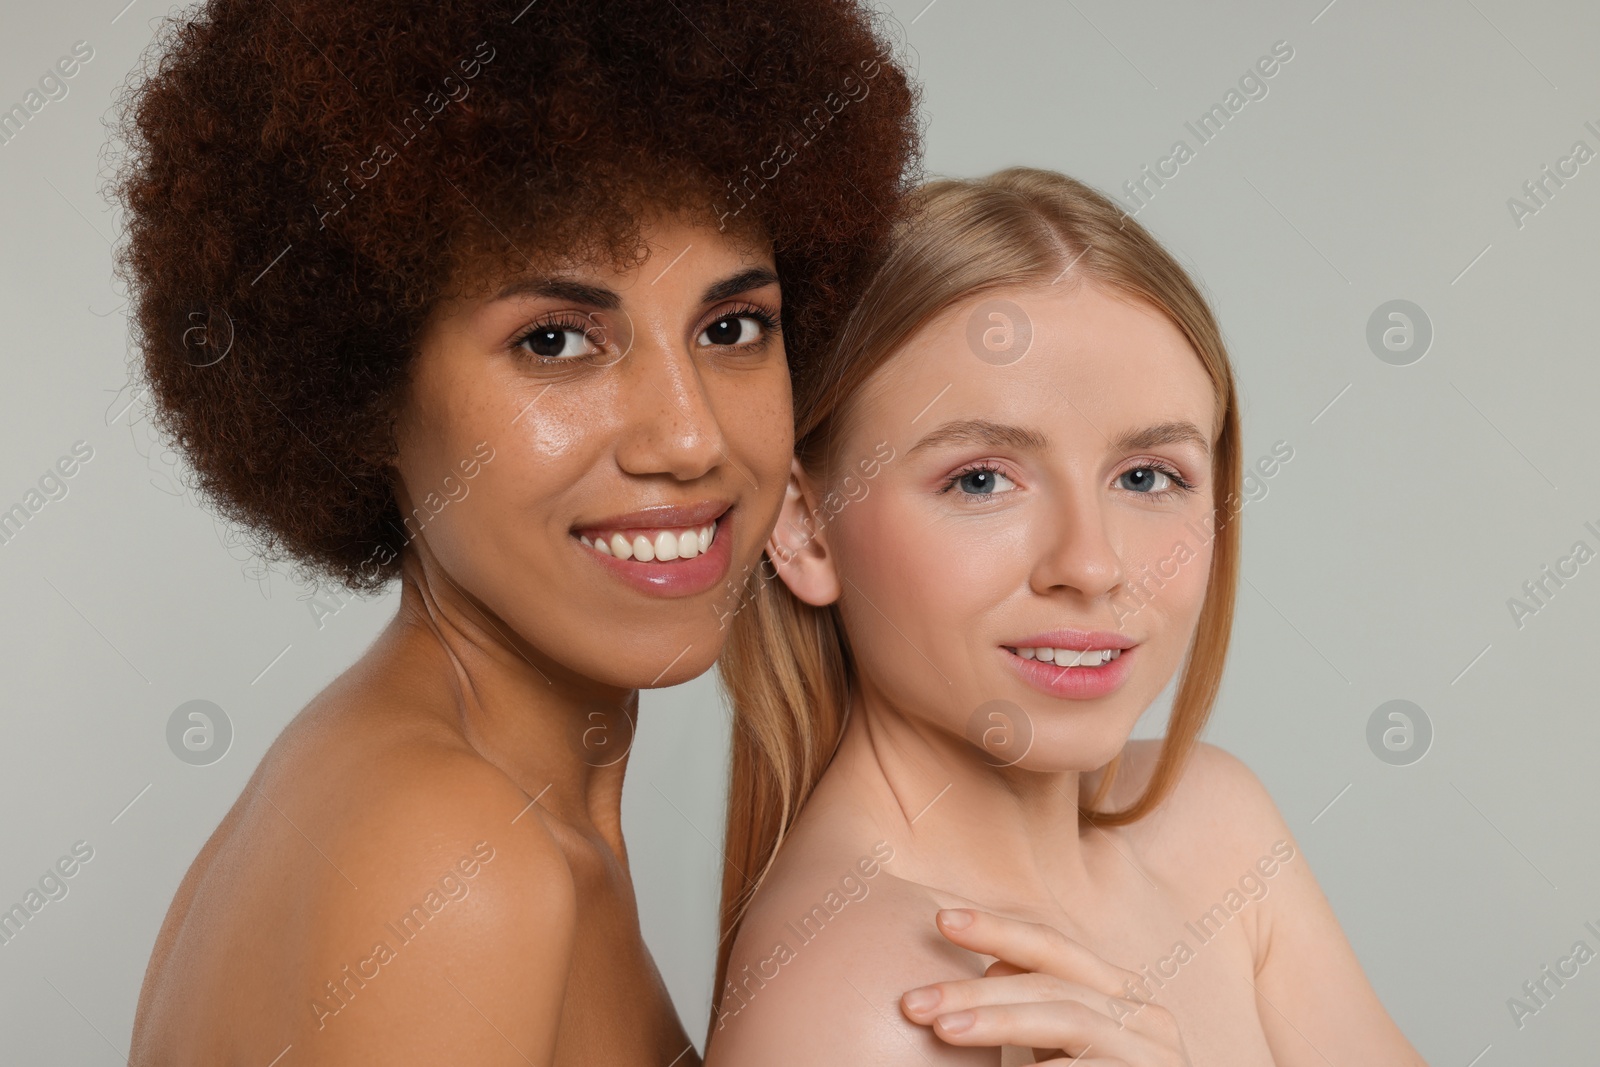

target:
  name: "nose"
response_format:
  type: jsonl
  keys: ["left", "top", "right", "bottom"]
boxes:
{"left": 1029, "top": 484, "right": 1126, "bottom": 601}
{"left": 611, "top": 327, "right": 731, "bottom": 483}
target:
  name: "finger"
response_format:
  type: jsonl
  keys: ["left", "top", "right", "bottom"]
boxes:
{"left": 901, "top": 972, "right": 1099, "bottom": 1024}
{"left": 935, "top": 909, "right": 1136, "bottom": 998}
{"left": 985, "top": 959, "right": 1026, "bottom": 978}
{"left": 927, "top": 999, "right": 1113, "bottom": 1052}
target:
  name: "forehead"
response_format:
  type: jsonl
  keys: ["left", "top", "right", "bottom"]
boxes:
{"left": 443, "top": 204, "right": 775, "bottom": 305}
{"left": 859, "top": 282, "right": 1217, "bottom": 442}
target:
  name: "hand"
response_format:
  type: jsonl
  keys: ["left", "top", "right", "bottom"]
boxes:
{"left": 899, "top": 908, "right": 1194, "bottom": 1066}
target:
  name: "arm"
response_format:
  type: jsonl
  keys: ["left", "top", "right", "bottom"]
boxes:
{"left": 1188, "top": 744, "right": 1428, "bottom": 1066}
{"left": 287, "top": 761, "right": 578, "bottom": 1066}
{"left": 706, "top": 884, "right": 996, "bottom": 1066}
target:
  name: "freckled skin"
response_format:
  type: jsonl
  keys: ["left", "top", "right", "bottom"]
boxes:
{"left": 129, "top": 214, "right": 796, "bottom": 1067}
{"left": 709, "top": 282, "right": 1426, "bottom": 1067}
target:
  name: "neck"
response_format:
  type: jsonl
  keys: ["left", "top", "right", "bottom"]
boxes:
{"left": 829, "top": 675, "right": 1104, "bottom": 909}
{"left": 375, "top": 549, "right": 637, "bottom": 852}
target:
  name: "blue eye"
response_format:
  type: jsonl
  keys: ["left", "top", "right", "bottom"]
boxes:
{"left": 1120, "top": 467, "right": 1170, "bottom": 493}
{"left": 1118, "top": 464, "right": 1196, "bottom": 499}
{"left": 942, "top": 463, "right": 1016, "bottom": 496}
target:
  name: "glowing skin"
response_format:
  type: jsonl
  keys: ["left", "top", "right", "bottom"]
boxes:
{"left": 708, "top": 283, "right": 1426, "bottom": 1066}
{"left": 816, "top": 287, "right": 1218, "bottom": 779}
{"left": 130, "top": 214, "right": 796, "bottom": 1066}
{"left": 132, "top": 215, "right": 1181, "bottom": 1066}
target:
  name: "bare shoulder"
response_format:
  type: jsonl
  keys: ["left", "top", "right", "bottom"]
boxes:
{"left": 1110, "top": 738, "right": 1298, "bottom": 878}
{"left": 264, "top": 703, "right": 579, "bottom": 1062}
{"left": 137, "top": 679, "right": 581, "bottom": 1066}
{"left": 1107, "top": 748, "right": 1424, "bottom": 1062}
{"left": 706, "top": 840, "right": 992, "bottom": 1067}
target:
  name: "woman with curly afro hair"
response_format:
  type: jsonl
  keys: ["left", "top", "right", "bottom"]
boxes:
{"left": 111, "top": 0, "right": 947, "bottom": 1062}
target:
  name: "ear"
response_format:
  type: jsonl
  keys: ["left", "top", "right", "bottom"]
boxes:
{"left": 766, "top": 456, "right": 841, "bottom": 608}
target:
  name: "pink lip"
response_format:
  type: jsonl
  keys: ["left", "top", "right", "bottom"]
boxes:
{"left": 1004, "top": 629, "right": 1135, "bottom": 651}
{"left": 575, "top": 506, "right": 734, "bottom": 599}
{"left": 574, "top": 498, "right": 731, "bottom": 537}
{"left": 1000, "top": 643, "right": 1137, "bottom": 700}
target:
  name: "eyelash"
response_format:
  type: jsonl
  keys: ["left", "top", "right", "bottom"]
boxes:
{"left": 937, "top": 461, "right": 1006, "bottom": 496}
{"left": 706, "top": 302, "right": 782, "bottom": 347}
{"left": 508, "top": 303, "right": 782, "bottom": 366}
{"left": 508, "top": 315, "right": 605, "bottom": 365}
{"left": 937, "top": 460, "right": 1199, "bottom": 501}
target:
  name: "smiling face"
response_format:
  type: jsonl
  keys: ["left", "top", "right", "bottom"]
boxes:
{"left": 390, "top": 211, "right": 795, "bottom": 691}
{"left": 778, "top": 281, "right": 1220, "bottom": 771}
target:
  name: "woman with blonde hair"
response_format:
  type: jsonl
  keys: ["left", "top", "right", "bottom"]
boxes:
{"left": 706, "top": 168, "right": 1428, "bottom": 1065}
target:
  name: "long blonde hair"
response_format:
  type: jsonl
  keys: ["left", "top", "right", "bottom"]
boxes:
{"left": 711, "top": 167, "right": 1242, "bottom": 1023}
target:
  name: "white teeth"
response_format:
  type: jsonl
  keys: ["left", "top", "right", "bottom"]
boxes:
{"left": 583, "top": 521, "right": 718, "bottom": 562}
{"left": 1012, "top": 646, "right": 1121, "bottom": 667}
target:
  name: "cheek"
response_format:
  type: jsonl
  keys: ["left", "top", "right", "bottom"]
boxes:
{"left": 830, "top": 495, "right": 983, "bottom": 715}
{"left": 1119, "top": 512, "right": 1214, "bottom": 650}
{"left": 721, "top": 366, "right": 792, "bottom": 473}
{"left": 408, "top": 383, "right": 609, "bottom": 574}
{"left": 711, "top": 364, "right": 794, "bottom": 529}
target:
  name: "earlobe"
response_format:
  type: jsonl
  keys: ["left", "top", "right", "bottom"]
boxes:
{"left": 766, "top": 457, "right": 842, "bottom": 608}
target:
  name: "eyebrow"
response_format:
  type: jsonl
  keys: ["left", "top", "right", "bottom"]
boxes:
{"left": 1110, "top": 420, "right": 1212, "bottom": 457}
{"left": 701, "top": 266, "right": 781, "bottom": 304}
{"left": 493, "top": 266, "right": 780, "bottom": 309}
{"left": 906, "top": 417, "right": 1211, "bottom": 458}
{"left": 907, "top": 418, "right": 1048, "bottom": 457}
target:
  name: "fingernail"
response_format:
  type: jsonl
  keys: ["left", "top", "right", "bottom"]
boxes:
{"left": 903, "top": 987, "right": 940, "bottom": 1013}
{"left": 938, "top": 1010, "right": 975, "bottom": 1034}
{"left": 938, "top": 908, "right": 974, "bottom": 930}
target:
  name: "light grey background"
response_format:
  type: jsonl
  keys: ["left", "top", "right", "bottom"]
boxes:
{"left": 2, "top": 0, "right": 1596, "bottom": 1062}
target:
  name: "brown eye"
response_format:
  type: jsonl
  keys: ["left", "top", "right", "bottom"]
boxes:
{"left": 697, "top": 313, "right": 768, "bottom": 347}
{"left": 513, "top": 321, "right": 601, "bottom": 361}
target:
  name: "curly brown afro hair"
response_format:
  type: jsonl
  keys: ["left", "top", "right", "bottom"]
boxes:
{"left": 108, "top": 0, "right": 922, "bottom": 591}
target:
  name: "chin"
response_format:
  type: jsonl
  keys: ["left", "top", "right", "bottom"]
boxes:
{"left": 1005, "top": 721, "right": 1137, "bottom": 775}
{"left": 582, "top": 639, "right": 720, "bottom": 692}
